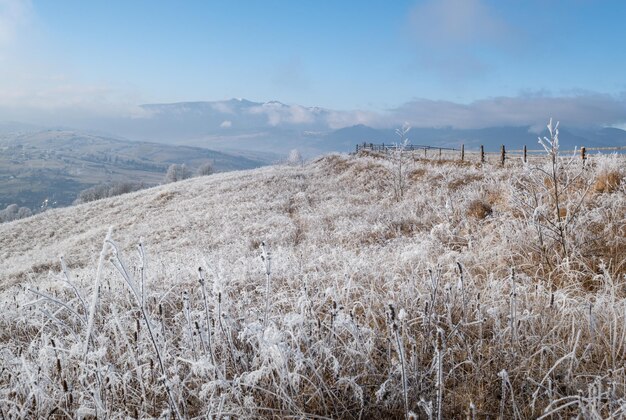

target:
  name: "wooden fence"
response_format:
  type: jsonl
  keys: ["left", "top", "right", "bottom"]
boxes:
{"left": 355, "top": 142, "right": 626, "bottom": 165}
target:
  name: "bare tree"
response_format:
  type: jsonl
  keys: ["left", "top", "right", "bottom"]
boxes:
{"left": 196, "top": 162, "right": 214, "bottom": 176}
{"left": 164, "top": 164, "right": 192, "bottom": 183}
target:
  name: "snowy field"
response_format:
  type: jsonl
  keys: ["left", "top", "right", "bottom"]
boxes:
{"left": 0, "top": 143, "right": 624, "bottom": 418}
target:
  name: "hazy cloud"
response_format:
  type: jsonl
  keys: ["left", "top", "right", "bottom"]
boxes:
{"left": 407, "top": 0, "right": 514, "bottom": 80}
{"left": 0, "top": 80, "right": 147, "bottom": 126}
{"left": 220, "top": 120, "right": 232, "bottom": 128}
{"left": 385, "top": 93, "right": 626, "bottom": 129}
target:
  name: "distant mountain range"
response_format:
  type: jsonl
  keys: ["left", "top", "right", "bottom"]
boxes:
{"left": 95, "top": 99, "right": 626, "bottom": 155}
{"left": 3, "top": 98, "right": 626, "bottom": 157}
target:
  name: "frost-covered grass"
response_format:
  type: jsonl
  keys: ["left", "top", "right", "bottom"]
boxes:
{"left": 0, "top": 147, "right": 624, "bottom": 418}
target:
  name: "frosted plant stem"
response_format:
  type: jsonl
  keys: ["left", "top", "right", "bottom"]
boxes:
{"left": 83, "top": 226, "right": 112, "bottom": 358}
{"left": 60, "top": 256, "right": 87, "bottom": 313}
{"left": 396, "top": 328, "right": 409, "bottom": 419}
{"left": 108, "top": 238, "right": 183, "bottom": 420}
{"left": 261, "top": 242, "right": 272, "bottom": 328}
{"left": 456, "top": 262, "right": 466, "bottom": 324}
{"left": 435, "top": 329, "right": 444, "bottom": 420}
{"left": 137, "top": 240, "right": 146, "bottom": 308}
{"left": 182, "top": 290, "right": 196, "bottom": 355}
{"left": 198, "top": 268, "right": 216, "bottom": 368}
{"left": 510, "top": 268, "right": 517, "bottom": 348}
{"left": 389, "top": 304, "right": 409, "bottom": 419}
{"left": 27, "top": 288, "right": 86, "bottom": 327}
{"left": 499, "top": 370, "right": 507, "bottom": 419}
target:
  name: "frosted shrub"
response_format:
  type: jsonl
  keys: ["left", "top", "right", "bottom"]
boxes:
{"left": 287, "top": 149, "right": 303, "bottom": 166}
{"left": 392, "top": 123, "right": 411, "bottom": 201}
{"left": 506, "top": 119, "right": 617, "bottom": 284}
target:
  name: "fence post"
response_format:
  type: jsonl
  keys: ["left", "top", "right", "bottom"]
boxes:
{"left": 500, "top": 144, "right": 506, "bottom": 166}
{"left": 581, "top": 146, "right": 586, "bottom": 165}
{"left": 523, "top": 145, "right": 527, "bottom": 163}
{"left": 438, "top": 148, "right": 442, "bottom": 160}
{"left": 424, "top": 148, "right": 427, "bottom": 158}
{"left": 461, "top": 144, "right": 465, "bottom": 162}
{"left": 480, "top": 145, "right": 485, "bottom": 164}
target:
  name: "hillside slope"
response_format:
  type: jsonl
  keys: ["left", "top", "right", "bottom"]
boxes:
{"left": 0, "top": 151, "right": 625, "bottom": 418}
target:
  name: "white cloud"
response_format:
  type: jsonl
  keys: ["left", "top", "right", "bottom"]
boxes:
{"left": 220, "top": 120, "right": 232, "bottom": 128}
{"left": 248, "top": 102, "right": 317, "bottom": 126}
{"left": 211, "top": 102, "right": 234, "bottom": 114}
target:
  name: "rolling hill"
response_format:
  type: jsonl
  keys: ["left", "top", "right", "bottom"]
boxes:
{"left": 0, "top": 150, "right": 624, "bottom": 418}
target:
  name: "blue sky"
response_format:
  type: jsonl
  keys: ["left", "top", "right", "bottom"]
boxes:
{"left": 1, "top": 0, "right": 626, "bottom": 128}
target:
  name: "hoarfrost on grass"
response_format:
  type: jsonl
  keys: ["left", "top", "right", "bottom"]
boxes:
{"left": 0, "top": 137, "right": 625, "bottom": 418}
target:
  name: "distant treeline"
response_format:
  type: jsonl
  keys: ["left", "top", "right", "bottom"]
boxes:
{"left": 0, "top": 161, "right": 216, "bottom": 224}
{"left": 74, "top": 181, "right": 149, "bottom": 204}
{"left": 0, "top": 204, "right": 32, "bottom": 223}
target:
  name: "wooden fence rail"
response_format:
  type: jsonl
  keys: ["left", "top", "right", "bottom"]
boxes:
{"left": 355, "top": 143, "right": 457, "bottom": 153}
{"left": 355, "top": 142, "right": 626, "bottom": 165}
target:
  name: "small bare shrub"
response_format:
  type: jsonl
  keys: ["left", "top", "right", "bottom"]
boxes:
{"left": 318, "top": 154, "right": 352, "bottom": 174}
{"left": 466, "top": 199, "right": 492, "bottom": 219}
{"left": 408, "top": 168, "right": 426, "bottom": 181}
{"left": 448, "top": 174, "right": 483, "bottom": 191}
{"left": 287, "top": 149, "right": 303, "bottom": 166}
{"left": 594, "top": 170, "right": 621, "bottom": 193}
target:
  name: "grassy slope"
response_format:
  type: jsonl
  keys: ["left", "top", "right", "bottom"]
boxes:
{"left": 0, "top": 151, "right": 625, "bottom": 418}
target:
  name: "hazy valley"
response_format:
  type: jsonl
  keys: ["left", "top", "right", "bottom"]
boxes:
{"left": 0, "top": 128, "right": 270, "bottom": 210}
